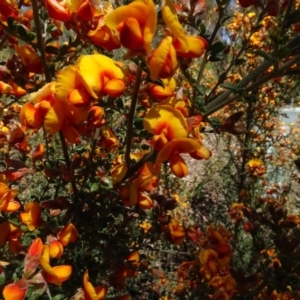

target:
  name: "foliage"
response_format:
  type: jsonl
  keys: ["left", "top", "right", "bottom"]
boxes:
{"left": 0, "top": 0, "right": 300, "bottom": 299}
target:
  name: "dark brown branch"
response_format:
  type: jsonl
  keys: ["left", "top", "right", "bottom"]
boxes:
{"left": 31, "top": 0, "right": 77, "bottom": 194}
{"left": 31, "top": 0, "right": 51, "bottom": 82}
{"left": 124, "top": 65, "right": 142, "bottom": 165}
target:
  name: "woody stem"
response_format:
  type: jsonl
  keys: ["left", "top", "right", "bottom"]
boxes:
{"left": 125, "top": 65, "right": 142, "bottom": 165}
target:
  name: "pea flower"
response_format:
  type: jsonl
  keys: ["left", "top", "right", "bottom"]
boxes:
{"left": 105, "top": 0, "right": 157, "bottom": 55}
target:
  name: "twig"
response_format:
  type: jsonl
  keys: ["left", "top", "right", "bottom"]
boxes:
{"left": 196, "top": 14, "right": 222, "bottom": 84}
{"left": 281, "top": 0, "right": 295, "bottom": 35}
{"left": 204, "top": 35, "right": 300, "bottom": 117}
{"left": 32, "top": 0, "right": 77, "bottom": 194}
{"left": 31, "top": 0, "right": 51, "bottom": 82}
{"left": 124, "top": 65, "right": 142, "bottom": 165}
{"left": 89, "top": 127, "right": 101, "bottom": 164}
{"left": 0, "top": 21, "right": 37, "bottom": 49}
{"left": 150, "top": 248, "right": 192, "bottom": 256}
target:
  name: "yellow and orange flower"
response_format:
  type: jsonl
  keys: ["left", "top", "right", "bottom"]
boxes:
{"left": 173, "top": 36, "right": 208, "bottom": 58}
{"left": 3, "top": 278, "right": 27, "bottom": 300}
{"left": 19, "top": 201, "right": 41, "bottom": 231}
{"left": 148, "top": 36, "right": 177, "bottom": 80}
{"left": 0, "top": 182, "right": 20, "bottom": 213}
{"left": 57, "top": 223, "right": 79, "bottom": 246}
{"left": 165, "top": 218, "right": 186, "bottom": 245}
{"left": 88, "top": 18, "right": 120, "bottom": 51}
{"left": 40, "top": 245, "right": 72, "bottom": 286}
{"left": 45, "top": 0, "right": 71, "bottom": 22}
{"left": 0, "top": 221, "right": 23, "bottom": 253}
{"left": 20, "top": 82, "right": 65, "bottom": 135}
{"left": 144, "top": 105, "right": 201, "bottom": 177}
{"left": 83, "top": 270, "right": 107, "bottom": 300}
{"left": 105, "top": 0, "right": 157, "bottom": 54}
{"left": 77, "top": 54, "right": 125, "bottom": 99}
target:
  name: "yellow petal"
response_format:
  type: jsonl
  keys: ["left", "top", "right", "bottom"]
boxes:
{"left": 20, "top": 102, "right": 44, "bottom": 129}
{"left": 148, "top": 36, "right": 177, "bottom": 81}
{"left": 43, "top": 100, "right": 65, "bottom": 135}
{"left": 56, "top": 66, "right": 80, "bottom": 101}
{"left": 143, "top": 105, "right": 187, "bottom": 139}
{"left": 3, "top": 279, "right": 27, "bottom": 300}
{"left": 5, "top": 201, "right": 21, "bottom": 212}
{"left": 50, "top": 265, "right": 72, "bottom": 283}
{"left": 111, "top": 163, "right": 128, "bottom": 185}
{"left": 103, "top": 78, "right": 125, "bottom": 97}
{"left": 170, "top": 153, "right": 188, "bottom": 178}
{"left": 161, "top": 0, "right": 188, "bottom": 52}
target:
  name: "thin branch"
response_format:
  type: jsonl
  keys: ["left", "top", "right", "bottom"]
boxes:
{"left": 31, "top": 0, "right": 77, "bottom": 194}
{"left": 281, "top": 0, "right": 295, "bottom": 35}
{"left": 196, "top": 14, "right": 222, "bottom": 84}
{"left": 124, "top": 65, "right": 142, "bottom": 165}
{"left": 0, "top": 21, "right": 37, "bottom": 49}
{"left": 89, "top": 128, "right": 101, "bottom": 164}
{"left": 31, "top": 0, "right": 51, "bottom": 82}
{"left": 204, "top": 34, "right": 300, "bottom": 116}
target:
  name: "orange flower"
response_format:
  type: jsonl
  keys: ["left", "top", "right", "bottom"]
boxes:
{"left": 14, "top": 44, "right": 43, "bottom": 73}
{"left": 55, "top": 65, "right": 92, "bottom": 107}
{"left": 77, "top": 54, "right": 125, "bottom": 98}
{"left": 45, "top": 0, "right": 71, "bottom": 22}
{"left": 0, "top": 182, "right": 20, "bottom": 212}
{"left": 88, "top": 18, "right": 120, "bottom": 51}
{"left": 20, "top": 83, "right": 65, "bottom": 135}
{"left": 148, "top": 36, "right": 177, "bottom": 80}
{"left": 40, "top": 245, "right": 72, "bottom": 286}
{"left": 0, "top": 0, "right": 18, "bottom": 17}
{"left": 247, "top": 158, "right": 265, "bottom": 177}
{"left": 161, "top": 0, "right": 188, "bottom": 52}
{"left": 57, "top": 223, "right": 79, "bottom": 246}
{"left": 83, "top": 270, "right": 107, "bottom": 300}
{"left": 3, "top": 279, "right": 27, "bottom": 300}
{"left": 65, "top": 0, "right": 94, "bottom": 21}
{"left": 129, "top": 162, "right": 157, "bottom": 206}
{"left": 19, "top": 201, "right": 41, "bottom": 231}
{"left": 0, "top": 221, "right": 23, "bottom": 252}
{"left": 143, "top": 105, "right": 188, "bottom": 144}
{"left": 48, "top": 239, "right": 64, "bottom": 259}
{"left": 173, "top": 36, "right": 208, "bottom": 58}
{"left": 149, "top": 77, "right": 176, "bottom": 101}
{"left": 0, "top": 81, "right": 12, "bottom": 94}
{"left": 166, "top": 219, "right": 186, "bottom": 245}
{"left": 24, "top": 238, "right": 43, "bottom": 278}
{"left": 156, "top": 138, "right": 201, "bottom": 177}
{"left": 105, "top": 0, "right": 157, "bottom": 54}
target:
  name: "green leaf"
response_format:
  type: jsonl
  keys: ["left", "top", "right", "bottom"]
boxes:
{"left": 90, "top": 182, "right": 99, "bottom": 192}
{"left": 0, "top": 272, "right": 5, "bottom": 286}
{"left": 254, "top": 50, "right": 274, "bottom": 62}
{"left": 220, "top": 83, "right": 242, "bottom": 93}
{"left": 277, "top": 46, "right": 291, "bottom": 59}
{"left": 287, "top": 10, "right": 300, "bottom": 26}
{"left": 208, "top": 117, "right": 222, "bottom": 127}
{"left": 235, "top": 58, "right": 246, "bottom": 65}
{"left": 209, "top": 41, "right": 226, "bottom": 55}
{"left": 26, "top": 32, "right": 36, "bottom": 41}
{"left": 208, "top": 53, "right": 226, "bottom": 62}
{"left": 46, "top": 24, "right": 57, "bottom": 33}
{"left": 45, "top": 45, "right": 59, "bottom": 55}
{"left": 16, "top": 25, "right": 27, "bottom": 38}
{"left": 7, "top": 17, "right": 15, "bottom": 29}
{"left": 199, "top": 23, "right": 206, "bottom": 35}
{"left": 52, "top": 295, "right": 67, "bottom": 300}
